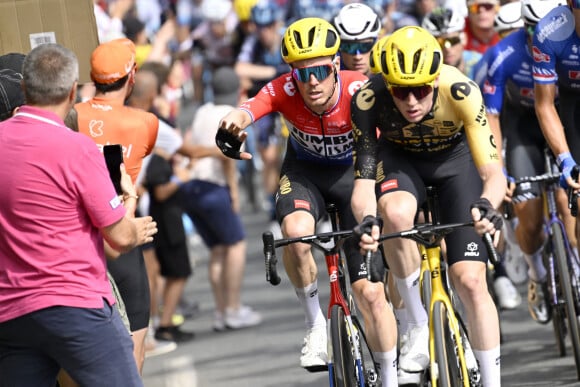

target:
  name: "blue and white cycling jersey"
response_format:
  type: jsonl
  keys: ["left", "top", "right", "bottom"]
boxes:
{"left": 479, "top": 29, "right": 536, "bottom": 115}
{"left": 532, "top": 5, "right": 580, "bottom": 91}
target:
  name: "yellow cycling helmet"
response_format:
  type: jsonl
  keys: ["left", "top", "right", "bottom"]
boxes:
{"left": 369, "top": 35, "right": 389, "bottom": 74}
{"left": 281, "top": 17, "right": 340, "bottom": 64}
{"left": 234, "top": 0, "right": 259, "bottom": 22}
{"left": 381, "top": 26, "right": 442, "bottom": 86}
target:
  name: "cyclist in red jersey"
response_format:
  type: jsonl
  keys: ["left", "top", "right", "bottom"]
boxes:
{"left": 216, "top": 17, "right": 398, "bottom": 385}
{"left": 464, "top": 0, "right": 501, "bottom": 54}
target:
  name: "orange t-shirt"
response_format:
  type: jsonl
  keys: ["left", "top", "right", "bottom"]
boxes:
{"left": 75, "top": 96, "right": 159, "bottom": 183}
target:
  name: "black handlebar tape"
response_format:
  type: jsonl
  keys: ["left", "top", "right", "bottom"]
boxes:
{"left": 262, "top": 232, "right": 281, "bottom": 285}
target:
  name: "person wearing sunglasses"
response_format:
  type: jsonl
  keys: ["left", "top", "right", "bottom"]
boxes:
{"left": 465, "top": 0, "right": 501, "bottom": 55}
{"left": 533, "top": 0, "right": 580, "bottom": 303}
{"left": 333, "top": 3, "right": 382, "bottom": 76}
{"left": 425, "top": 5, "right": 524, "bottom": 315}
{"left": 351, "top": 26, "right": 505, "bottom": 386}
{"left": 477, "top": 0, "right": 571, "bottom": 326}
{"left": 215, "top": 17, "right": 400, "bottom": 385}
{"left": 422, "top": 6, "right": 483, "bottom": 79}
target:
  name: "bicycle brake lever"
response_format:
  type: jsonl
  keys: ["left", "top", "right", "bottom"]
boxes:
{"left": 263, "top": 232, "right": 281, "bottom": 286}
{"left": 483, "top": 233, "right": 499, "bottom": 266}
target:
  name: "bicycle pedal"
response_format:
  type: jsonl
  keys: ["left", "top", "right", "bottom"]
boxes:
{"left": 303, "top": 364, "right": 328, "bottom": 373}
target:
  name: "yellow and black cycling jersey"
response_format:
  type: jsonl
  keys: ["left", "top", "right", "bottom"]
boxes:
{"left": 351, "top": 65, "right": 500, "bottom": 180}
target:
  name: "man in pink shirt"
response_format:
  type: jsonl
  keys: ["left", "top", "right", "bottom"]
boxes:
{"left": 0, "top": 44, "right": 157, "bottom": 386}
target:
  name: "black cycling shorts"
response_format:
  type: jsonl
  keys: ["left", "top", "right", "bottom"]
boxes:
{"left": 502, "top": 104, "right": 546, "bottom": 203}
{"left": 276, "top": 150, "right": 385, "bottom": 283}
{"left": 375, "top": 138, "right": 489, "bottom": 265}
{"left": 107, "top": 246, "right": 150, "bottom": 332}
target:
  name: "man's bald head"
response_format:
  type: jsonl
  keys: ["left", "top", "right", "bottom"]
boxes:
{"left": 128, "top": 69, "right": 158, "bottom": 110}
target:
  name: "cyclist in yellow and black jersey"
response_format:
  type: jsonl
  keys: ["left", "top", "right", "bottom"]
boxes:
{"left": 351, "top": 26, "right": 505, "bottom": 386}
{"left": 353, "top": 66, "right": 496, "bottom": 161}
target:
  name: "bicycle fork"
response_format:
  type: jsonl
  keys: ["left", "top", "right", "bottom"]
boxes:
{"left": 425, "top": 247, "right": 472, "bottom": 387}
{"left": 326, "top": 252, "right": 367, "bottom": 387}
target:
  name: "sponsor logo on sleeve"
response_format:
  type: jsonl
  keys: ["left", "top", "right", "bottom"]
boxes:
{"left": 532, "top": 46, "right": 550, "bottom": 63}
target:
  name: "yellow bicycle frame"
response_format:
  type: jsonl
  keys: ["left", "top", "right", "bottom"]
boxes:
{"left": 419, "top": 243, "right": 471, "bottom": 387}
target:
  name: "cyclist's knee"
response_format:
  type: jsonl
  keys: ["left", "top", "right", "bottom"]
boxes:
{"left": 514, "top": 203, "right": 545, "bottom": 237}
{"left": 450, "top": 262, "right": 488, "bottom": 304}
{"left": 281, "top": 212, "right": 315, "bottom": 239}
{"left": 353, "top": 281, "right": 387, "bottom": 317}
{"left": 379, "top": 193, "right": 416, "bottom": 231}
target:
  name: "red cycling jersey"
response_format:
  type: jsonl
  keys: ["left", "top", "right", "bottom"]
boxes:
{"left": 239, "top": 70, "right": 367, "bottom": 165}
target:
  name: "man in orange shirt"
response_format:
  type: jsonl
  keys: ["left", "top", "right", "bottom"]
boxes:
{"left": 75, "top": 38, "right": 159, "bottom": 373}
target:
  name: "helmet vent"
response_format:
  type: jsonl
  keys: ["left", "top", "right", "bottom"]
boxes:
{"left": 293, "top": 29, "right": 306, "bottom": 49}
{"left": 411, "top": 49, "right": 422, "bottom": 74}
{"left": 381, "top": 50, "right": 388, "bottom": 75}
{"left": 326, "top": 30, "right": 338, "bottom": 49}
{"left": 430, "top": 51, "right": 441, "bottom": 75}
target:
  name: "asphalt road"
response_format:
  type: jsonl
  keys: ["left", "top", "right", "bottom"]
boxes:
{"left": 142, "top": 195, "right": 580, "bottom": 387}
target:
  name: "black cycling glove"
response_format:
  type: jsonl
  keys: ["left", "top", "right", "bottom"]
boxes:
{"left": 470, "top": 198, "right": 503, "bottom": 230}
{"left": 215, "top": 128, "right": 244, "bottom": 160}
{"left": 353, "top": 215, "right": 381, "bottom": 242}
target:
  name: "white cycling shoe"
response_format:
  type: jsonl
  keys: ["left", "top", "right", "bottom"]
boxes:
{"left": 398, "top": 368, "right": 423, "bottom": 386}
{"left": 300, "top": 326, "right": 328, "bottom": 372}
{"left": 399, "top": 324, "right": 430, "bottom": 372}
{"left": 494, "top": 276, "right": 522, "bottom": 310}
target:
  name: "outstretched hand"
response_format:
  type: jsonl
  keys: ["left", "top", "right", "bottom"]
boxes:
{"left": 215, "top": 121, "right": 251, "bottom": 160}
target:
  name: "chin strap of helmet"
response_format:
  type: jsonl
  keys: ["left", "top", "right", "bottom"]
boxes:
{"left": 319, "top": 69, "right": 339, "bottom": 112}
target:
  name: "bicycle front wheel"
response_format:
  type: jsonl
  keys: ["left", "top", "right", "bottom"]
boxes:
{"left": 330, "top": 305, "right": 357, "bottom": 387}
{"left": 551, "top": 224, "right": 580, "bottom": 379}
{"left": 432, "top": 301, "right": 472, "bottom": 387}
{"left": 352, "top": 315, "right": 381, "bottom": 387}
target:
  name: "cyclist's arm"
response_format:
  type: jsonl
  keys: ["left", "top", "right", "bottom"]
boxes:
{"left": 486, "top": 113, "right": 503, "bottom": 167}
{"left": 534, "top": 82, "right": 568, "bottom": 156}
{"left": 351, "top": 82, "right": 380, "bottom": 221}
{"left": 462, "top": 97, "right": 506, "bottom": 209}
{"left": 477, "top": 162, "right": 506, "bottom": 210}
{"left": 219, "top": 108, "right": 253, "bottom": 132}
{"left": 351, "top": 179, "right": 377, "bottom": 223}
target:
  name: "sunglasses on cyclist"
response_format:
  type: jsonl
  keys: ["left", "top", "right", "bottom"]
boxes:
{"left": 292, "top": 63, "right": 334, "bottom": 83}
{"left": 436, "top": 36, "right": 462, "bottom": 49}
{"left": 339, "top": 41, "right": 375, "bottom": 55}
{"left": 389, "top": 84, "right": 433, "bottom": 100}
{"left": 468, "top": 2, "right": 499, "bottom": 13}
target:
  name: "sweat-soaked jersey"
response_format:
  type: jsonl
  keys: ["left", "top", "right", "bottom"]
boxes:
{"left": 351, "top": 65, "right": 500, "bottom": 180}
{"left": 238, "top": 70, "right": 368, "bottom": 165}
